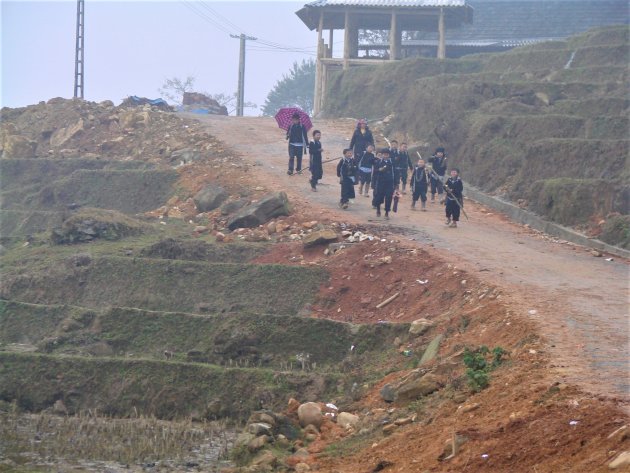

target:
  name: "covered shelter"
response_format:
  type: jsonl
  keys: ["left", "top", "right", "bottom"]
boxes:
{"left": 296, "top": 0, "right": 474, "bottom": 114}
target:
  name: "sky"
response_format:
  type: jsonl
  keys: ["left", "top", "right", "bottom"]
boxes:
{"left": 1, "top": 0, "right": 322, "bottom": 115}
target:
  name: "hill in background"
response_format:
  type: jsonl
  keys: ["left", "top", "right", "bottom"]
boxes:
{"left": 323, "top": 26, "right": 629, "bottom": 248}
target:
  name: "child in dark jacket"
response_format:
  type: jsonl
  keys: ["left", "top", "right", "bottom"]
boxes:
{"left": 357, "top": 144, "right": 375, "bottom": 198}
{"left": 308, "top": 130, "right": 323, "bottom": 191}
{"left": 428, "top": 147, "right": 447, "bottom": 201}
{"left": 410, "top": 158, "right": 429, "bottom": 211}
{"left": 372, "top": 148, "right": 395, "bottom": 219}
{"left": 394, "top": 142, "right": 413, "bottom": 193}
{"left": 444, "top": 168, "right": 464, "bottom": 227}
{"left": 337, "top": 148, "right": 356, "bottom": 209}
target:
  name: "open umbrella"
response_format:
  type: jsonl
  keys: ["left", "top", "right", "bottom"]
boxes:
{"left": 274, "top": 107, "right": 313, "bottom": 132}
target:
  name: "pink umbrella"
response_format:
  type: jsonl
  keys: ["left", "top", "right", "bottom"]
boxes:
{"left": 274, "top": 107, "right": 313, "bottom": 132}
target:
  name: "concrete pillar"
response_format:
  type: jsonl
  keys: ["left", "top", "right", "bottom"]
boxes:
{"left": 314, "top": 12, "right": 324, "bottom": 115}
{"left": 438, "top": 7, "right": 446, "bottom": 59}
{"left": 390, "top": 11, "right": 401, "bottom": 60}
{"left": 329, "top": 29, "right": 334, "bottom": 57}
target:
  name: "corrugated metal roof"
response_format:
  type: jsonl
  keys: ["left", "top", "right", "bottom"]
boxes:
{"left": 306, "top": 0, "right": 467, "bottom": 7}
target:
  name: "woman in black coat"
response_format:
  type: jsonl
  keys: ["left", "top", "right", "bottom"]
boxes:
{"left": 349, "top": 119, "right": 374, "bottom": 162}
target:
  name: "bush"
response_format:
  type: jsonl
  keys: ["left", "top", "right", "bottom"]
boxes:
{"left": 463, "top": 346, "right": 506, "bottom": 392}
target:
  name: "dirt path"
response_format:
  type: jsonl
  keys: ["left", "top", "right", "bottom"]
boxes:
{"left": 192, "top": 114, "right": 629, "bottom": 403}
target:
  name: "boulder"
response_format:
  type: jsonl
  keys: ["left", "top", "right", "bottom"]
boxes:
{"left": 250, "top": 449, "right": 277, "bottom": 468}
{"left": 247, "top": 434, "right": 270, "bottom": 452}
{"left": 409, "top": 318, "right": 434, "bottom": 336}
{"left": 2, "top": 134, "right": 37, "bottom": 157}
{"left": 51, "top": 208, "right": 145, "bottom": 244}
{"left": 382, "top": 423, "right": 398, "bottom": 435}
{"left": 220, "top": 198, "right": 249, "bottom": 216}
{"left": 380, "top": 384, "right": 396, "bottom": 403}
{"left": 247, "top": 422, "right": 273, "bottom": 437}
{"left": 396, "top": 373, "right": 441, "bottom": 403}
{"left": 302, "top": 229, "right": 338, "bottom": 248}
{"left": 170, "top": 148, "right": 201, "bottom": 165}
{"left": 337, "top": 412, "right": 360, "bottom": 430}
{"left": 194, "top": 185, "right": 229, "bottom": 212}
{"left": 297, "top": 402, "right": 322, "bottom": 428}
{"left": 227, "top": 192, "right": 290, "bottom": 230}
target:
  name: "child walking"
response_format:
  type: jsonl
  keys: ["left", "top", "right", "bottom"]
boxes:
{"left": 372, "top": 148, "right": 395, "bottom": 219}
{"left": 285, "top": 113, "right": 309, "bottom": 175}
{"left": 337, "top": 148, "right": 356, "bottom": 209}
{"left": 357, "top": 144, "right": 375, "bottom": 198}
{"left": 444, "top": 168, "right": 464, "bottom": 227}
{"left": 308, "top": 130, "right": 323, "bottom": 191}
{"left": 410, "top": 158, "right": 429, "bottom": 211}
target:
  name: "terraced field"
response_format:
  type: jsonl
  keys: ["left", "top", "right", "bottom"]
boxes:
{"left": 325, "top": 26, "right": 629, "bottom": 245}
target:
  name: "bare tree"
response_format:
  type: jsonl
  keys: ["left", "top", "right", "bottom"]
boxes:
{"left": 158, "top": 76, "right": 195, "bottom": 105}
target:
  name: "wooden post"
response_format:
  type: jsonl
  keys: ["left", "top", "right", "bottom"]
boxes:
{"left": 343, "top": 10, "right": 350, "bottom": 69}
{"left": 329, "top": 29, "right": 334, "bottom": 57}
{"left": 390, "top": 10, "right": 401, "bottom": 60}
{"left": 438, "top": 7, "right": 446, "bottom": 59}
{"left": 314, "top": 11, "right": 324, "bottom": 115}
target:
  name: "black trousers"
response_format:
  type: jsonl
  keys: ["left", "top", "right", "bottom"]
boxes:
{"left": 446, "top": 199, "right": 460, "bottom": 221}
{"left": 430, "top": 175, "right": 444, "bottom": 195}
{"left": 395, "top": 169, "right": 408, "bottom": 187}
{"left": 374, "top": 184, "right": 394, "bottom": 212}
{"left": 340, "top": 177, "right": 355, "bottom": 203}
{"left": 412, "top": 186, "right": 427, "bottom": 203}
{"left": 288, "top": 144, "right": 304, "bottom": 172}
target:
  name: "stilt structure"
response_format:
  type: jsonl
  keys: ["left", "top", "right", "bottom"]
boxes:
{"left": 296, "top": 0, "right": 473, "bottom": 115}
{"left": 73, "top": 0, "right": 85, "bottom": 99}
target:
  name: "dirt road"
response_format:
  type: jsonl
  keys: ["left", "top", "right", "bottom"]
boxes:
{"left": 194, "top": 114, "right": 629, "bottom": 402}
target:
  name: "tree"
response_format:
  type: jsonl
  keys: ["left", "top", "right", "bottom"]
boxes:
{"left": 203, "top": 92, "right": 257, "bottom": 115}
{"left": 262, "top": 59, "right": 315, "bottom": 116}
{"left": 158, "top": 76, "right": 195, "bottom": 105}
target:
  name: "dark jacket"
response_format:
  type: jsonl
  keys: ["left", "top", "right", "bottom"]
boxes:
{"left": 389, "top": 147, "right": 400, "bottom": 164}
{"left": 429, "top": 154, "right": 447, "bottom": 176}
{"left": 308, "top": 140, "right": 322, "bottom": 158}
{"left": 349, "top": 128, "right": 374, "bottom": 156}
{"left": 374, "top": 158, "right": 395, "bottom": 191}
{"left": 337, "top": 157, "right": 357, "bottom": 181}
{"left": 357, "top": 151, "right": 375, "bottom": 172}
{"left": 410, "top": 166, "right": 429, "bottom": 191}
{"left": 444, "top": 176, "right": 463, "bottom": 200}
{"left": 286, "top": 123, "right": 308, "bottom": 145}
{"left": 395, "top": 151, "right": 413, "bottom": 171}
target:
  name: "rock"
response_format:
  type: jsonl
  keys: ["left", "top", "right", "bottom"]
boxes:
{"left": 460, "top": 403, "right": 480, "bottom": 414}
{"left": 51, "top": 209, "right": 145, "bottom": 244}
{"left": 302, "top": 221, "right": 318, "bottom": 229}
{"left": 194, "top": 225, "right": 208, "bottom": 233}
{"left": 377, "top": 256, "right": 393, "bottom": 265}
{"left": 394, "top": 417, "right": 413, "bottom": 426}
{"left": 220, "top": 198, "right": 249, "bottom": 216}
{"left": 227, "top": 192, "right": 291, "bottom": 230}
{"left": 297, "top": 402, "right": 323, "bottom": 428}
{"left": 303, "top": 424, "right": 319, "bottom": 436}
{"left": 591, "top": 250, "right": 603, "bottom": 257}
{"left": 396, "top": 373, "right": 441, "bottom": 403}
{"left": 277, "top": 434, "right": 290, "bottom": 448}
{"left": 267, "top": 222, "right": 277, "bottom": 234}
{"left": 535, "top": 91, "right": 550, "bottom": 106}
{"left": 609, "top": 451, "right": 630, "bottom": 469}
{"left": 247, "top": 434, "right": 270, "bottom": 452}
{"left": 393, "top": 337, "right": 402, "bottom": 347}
{"left": 170, "top": 148, "right": 201, "bottom": 164}
{"left": 380, "top": 384, "right": 396, "bottom": 403}
{"left": 50, "top": 118, "right": 84, "bottom": 147}
{"left": 337, "top": 412, "right": 360, "bottom": 429}
{"left": 382, "top": 423, "right": 398, "bottom": 435}
{"left": 248, "top": 422, "right": 273, "bottom": 437}
{"left": 194, "top": 185, "right": 229, "bottom": 212}
{"left": 215, "top": 232, "right": 225, "bottom": 242}
{"left": 182, "top": 92, "right": 228, "bottom": 115}
{"left": 409, "top": 318, "right": 434, "bottom": 336}
{"left": 251, "top": 449, "right": 277, "bottom": 468}
{"left": 2, "top": 134, "right": 37, "bottom": 157}
{"left": 305, "top": 432, "right": 318, "bottom": 441}
{"left": 53, "top": 399, "right": 68, "bottom": 415}
{"left": 419, "top": 334, "right": 444, "bottom": 365}
{"left": 287, "top": 398, "right": 300, "bottom": 413}
{"left": 295, "top": 463, "right": 311, "bottom": 473}
{"left": 302, "top": 229, "right": 338, "bottom": 247}
{"left": 249, "top": 411, "right": 276, "bottom": 427}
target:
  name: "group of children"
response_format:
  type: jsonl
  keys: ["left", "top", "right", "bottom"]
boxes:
{"left": 285, "top": 114, "right": 464, "bottom": 227}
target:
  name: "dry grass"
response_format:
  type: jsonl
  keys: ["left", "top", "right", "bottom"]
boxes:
{"left": 0, "top": 410, "right": 235, "bottom": 468}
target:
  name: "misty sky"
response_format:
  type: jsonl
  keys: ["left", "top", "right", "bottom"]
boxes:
{"left": 1, "top": 0, "right": 321, "bottom": 114}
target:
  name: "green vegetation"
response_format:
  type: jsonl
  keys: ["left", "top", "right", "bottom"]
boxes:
{"left": 463, "top": 346, "right": 507, "bottom": 392}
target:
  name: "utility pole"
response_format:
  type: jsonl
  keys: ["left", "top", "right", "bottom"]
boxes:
{"left": 230, "top": 33, "right": 256, "bottom": 116}
{"left": 73, "top": 0, "right": 85, "bottom": 99}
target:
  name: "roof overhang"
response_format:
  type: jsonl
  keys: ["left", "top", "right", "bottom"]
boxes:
{"left": 296, "top": 1, "right": 473, "bottom": 31}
